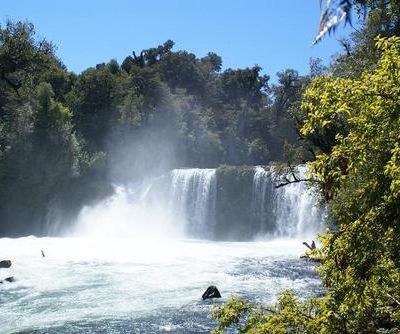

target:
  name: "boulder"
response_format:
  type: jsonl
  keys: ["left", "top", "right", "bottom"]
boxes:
{"left": 0, "top": 260, "right": 11, "bottom": 268}
{"left": 0, "top": 276, "right": 15, "bottom": 283}
{"left": 202, "top": 285, "right": 221, "bottom": 300}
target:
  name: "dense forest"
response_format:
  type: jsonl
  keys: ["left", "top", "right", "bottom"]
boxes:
{"left": 0, "top": 20, "right": 311, "bottom": 236}
{"left": 213, "top": 1, "right": 400, "bottom": 333}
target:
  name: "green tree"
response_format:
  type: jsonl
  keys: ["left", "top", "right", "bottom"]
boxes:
{"left": 68, "top": 65, "right": 123, "bottom": 151}
{"left": 213, "top": 36, "right": 400, "bottom": 334}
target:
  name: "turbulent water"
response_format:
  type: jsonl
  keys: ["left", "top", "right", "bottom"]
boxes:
{"left": 0, "top": 237, "right": 321, "bottom": 334}
{"left": 0, "top": 166, "right": 324, "bottom": 333}
{"left": 69, "top": 167, "right": 323, "bottom": 240}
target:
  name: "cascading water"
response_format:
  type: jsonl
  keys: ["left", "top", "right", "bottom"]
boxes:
{"left": 273, "top": 166, "right": 323, "bottom": 237}
{"left": 71, "top": 165, "right": 321, "bottom": 240}
{"left": 251, "top": 166, "right": 275, "bottom": 235}
{"left": 169, "top": 169, "right": 216, "bottom": 239}
{"left": 1, "top": 166, "right": 324, "bottom": 334}
{"left": 251, "top": 166, "right": 323, "bottom": 239}
{"left": 72, "top": 181, "right": 185, "bottom": 239}
{"left": 72, "top": 169, "right": 217, "bottom": 240}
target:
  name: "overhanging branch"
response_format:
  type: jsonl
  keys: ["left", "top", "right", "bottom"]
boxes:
{"left": 275, "top": 176, "right": 311, "bottom": 188}
{"left": 274, "top": 163, "right": 314, "bottom": 188}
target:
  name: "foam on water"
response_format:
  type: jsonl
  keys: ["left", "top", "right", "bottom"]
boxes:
{"left": 0, "top": 237, "right": 322, "bottom": 334}
{"left": 0, "top": 167, "right": 324, "bottom": 333}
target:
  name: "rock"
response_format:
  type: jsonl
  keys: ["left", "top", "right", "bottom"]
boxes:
{"left": 0, "top": 260, "right": 11, "bottom": 268}
{"left": 0, "top": 276, "right": 15, "bottom": 283}
{"left": 202, "top": 285, "right": 221, "bottom": 300}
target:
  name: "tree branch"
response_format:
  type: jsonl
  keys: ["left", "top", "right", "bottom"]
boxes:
{"left": 275, "top": 177, "right": 311, "bottom": 188}
{"left": 274, "top": 163, "right": 314, "bottom": 188}
{"left": 386, "top": 293, "right": 400, "bottom": 307}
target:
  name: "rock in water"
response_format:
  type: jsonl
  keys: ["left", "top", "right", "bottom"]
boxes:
{"left": 0, "top": 260, "right": 11, "bottom": 268}
{"left": 0, "top": 276, "right": 15, "bottom": 283}
{"left": 202, "top": 285, "right": 221, "bottom": 300}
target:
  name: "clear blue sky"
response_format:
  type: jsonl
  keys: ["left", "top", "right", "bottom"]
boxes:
{"left": 2, "top": 0, "right": 351, "bottom": 80}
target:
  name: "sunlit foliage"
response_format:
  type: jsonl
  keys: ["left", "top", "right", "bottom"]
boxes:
{"left": 213, "top": 35, "right": 400, "bottom": 334}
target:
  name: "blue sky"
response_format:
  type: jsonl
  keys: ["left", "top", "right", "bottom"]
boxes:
{"left": 2, "top": 0, "right": 352, "bottom": 79}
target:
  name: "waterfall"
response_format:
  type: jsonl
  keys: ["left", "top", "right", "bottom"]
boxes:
{"left": 273, "top": 166, "right": 323, "bottom": 237}
{"left": 251, "top": 166, "right": 274, "bottom": 234}
{"left": 72, "top": 183, "right": 185, "bottom": 239}
{"left": 252, "top": 166, "right": 323, "bottom": 238}
{"left": 72, "top": 166, "right": 322, "bottom": 240}
{"left": 169, "top": 169, "right": 216, "bottom": 239}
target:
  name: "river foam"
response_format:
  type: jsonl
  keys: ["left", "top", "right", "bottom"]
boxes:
{"left": 0, "top": 236, "right": 321, "bottom": 333}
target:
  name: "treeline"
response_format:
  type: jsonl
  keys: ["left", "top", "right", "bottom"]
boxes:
{"left": 213, "top": 1, "right": 400, "bottom": 333}
{"left": 0, "top": 20, "right": 311, "bottom": 235}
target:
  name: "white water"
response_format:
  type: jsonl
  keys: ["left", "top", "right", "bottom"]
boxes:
{"left": 73, "top": 167, "right": 322, "bottom": 240}
{"left": 73, "top": 184, "right": 184, "bottom": 239}
{"left": 252, "top": 166, "right": 323, "bottom": 238}
{"left": 73, "top": 169, "right": 218, "bottom": 240}
{"left": 274, "top": 182, "right": 321, "bottom": 237}
{"left": 170, "top": 169, "right": 216, "bottom": 239}
{"left": 251, "top": 166, "right": 273, "bottom": 235}
{"left": 0, "top": 167, "right": 324, "bottom": 333}
{"left": 0, "top": 237, "right": 321, "bottom": 334}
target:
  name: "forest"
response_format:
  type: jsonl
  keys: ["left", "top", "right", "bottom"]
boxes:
{"left": 1, "top": 0, "right": 400, "bottom": 333}
{"left": 0, "top": 18, "right": 310, "bottom": 235}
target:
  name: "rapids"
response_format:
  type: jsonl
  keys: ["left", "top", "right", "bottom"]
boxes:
{"left": 0, "top": 237, "right": 321, "bottom": 333}
{"left": 0, "top": 166, "right": 324, "bottom": 333}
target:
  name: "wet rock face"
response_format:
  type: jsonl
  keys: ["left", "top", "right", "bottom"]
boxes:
{"left": 0, "top": 260, "right": 11, "bottom": 268}
{"left": 214, "top": 166, "right": 255, "bottom": 240}
{"left": 202, "top": 285, "right": 221, "bottom": 300}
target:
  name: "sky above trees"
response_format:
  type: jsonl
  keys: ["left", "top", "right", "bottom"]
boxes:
{"left": 1, "top": 0, "right": 351, "bottom": 79}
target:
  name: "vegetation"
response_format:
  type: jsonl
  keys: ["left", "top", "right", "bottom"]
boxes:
{"left": 0, "top": 20, "right": 306, "bottom": 235}
{"left": 212, "top": 3, "right": 400, "bottom": 333}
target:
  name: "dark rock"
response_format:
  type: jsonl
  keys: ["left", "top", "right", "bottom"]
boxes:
{"left": 0, "top": 260, "right": 11, "bottom": 268}
{"left": 202, "top": 285, "right": 221, "bottom": 300}
{"left": 0, "top": 276, "right": 15, "bottom": 283}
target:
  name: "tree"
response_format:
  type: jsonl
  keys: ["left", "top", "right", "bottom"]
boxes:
{"left": 213, "top": 36, "right": 400, "bottom": 334}
{"left": 0, "top": 20, "right": 55, "bottom": 93}
{"left": 68, "top": 65, "right": 123, "bottom": 151}
{"left": 299, "top": 36, "right": 400, "bottom": 332}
